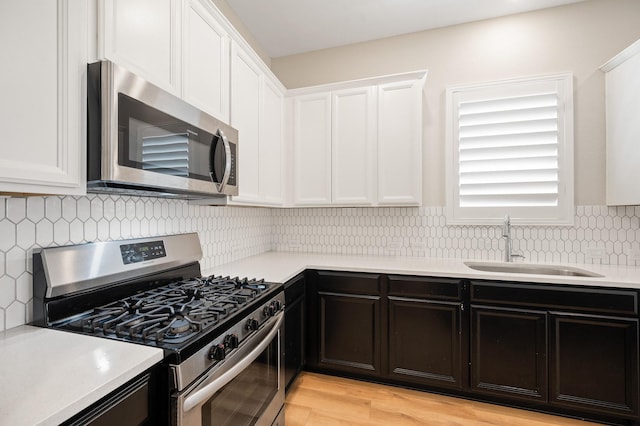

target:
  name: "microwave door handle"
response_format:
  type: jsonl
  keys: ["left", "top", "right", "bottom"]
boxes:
{"left": 211, "top": 129, "right": 232, "bottom": 193}
{"left": 182, "top": 312, "right": 284, "bottom": 413}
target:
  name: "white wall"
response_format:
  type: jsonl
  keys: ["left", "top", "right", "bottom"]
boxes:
{"left": 270, "top": 0, "right": 640, "bottom": 207}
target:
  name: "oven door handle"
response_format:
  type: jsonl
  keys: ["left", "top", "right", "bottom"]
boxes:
{"left": 182, "top": 311, "right": 283, "bottom": 413}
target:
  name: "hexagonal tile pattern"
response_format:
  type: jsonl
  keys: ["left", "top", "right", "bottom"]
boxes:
{"left": 0, "top": 194, "right": 274, "bottom": 331}
{"left": 272, "top": 205, "right": 640, "bottom": 267}
{"left": 0, "top": 196, "right": 639, "bottom": 332}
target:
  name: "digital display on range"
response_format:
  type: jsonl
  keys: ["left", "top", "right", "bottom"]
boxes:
{"left": 120, "top": 240, "right": 166, "bottom": 265}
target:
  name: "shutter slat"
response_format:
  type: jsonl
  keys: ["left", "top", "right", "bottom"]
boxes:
{"left": 460, "top": 181, "right": 558, "bottom": 195}
{"left": 460, "top": 169, "right": 558, "bottom": 184}
{"left": 459, "top": 93, "right": 558, "bottom": 114}
{"left": 459, "top": 131, "right": 557, "bottom": 149}
{"left": 460, "top": 193, "right": 558, "bottom": 207}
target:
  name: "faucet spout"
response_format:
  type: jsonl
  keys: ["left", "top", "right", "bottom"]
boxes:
{"left": 502, "top": 214, "right": 512, "bottom": 262}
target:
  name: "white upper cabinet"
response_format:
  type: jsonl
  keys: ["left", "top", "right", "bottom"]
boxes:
{"left": 230, "top": 43, "right": 262, "bottom": 203}
{"left": 292, "top": 93, "right": 333, "bottom": 205}
{"left": 601, "top": 39, "right": 640, "bottom": 206}
{"left": 99, "top": 0, "right": 181, "bottom": 95}
{"left": 0, "top": 0, "right": 87, "bottom": 196}
{"left": 332, "top": 87, "right": 377, "bottom": 205}
{"left": 182, "top": 0, "right": 230, "bottom": 122}
{"left": 229, "top": 42, "right": 286, "bottom": 206}
{"left": 377, "top": 79, "right": 424, "bottom": 205}
{"left": 288, "top": 71, "right": 427, "bottom": 207}
{"left": 260, "top": 78, "right": 285, "bottom": 205}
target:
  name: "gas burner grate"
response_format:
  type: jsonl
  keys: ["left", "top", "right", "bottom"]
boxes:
{"left": 61, "top": 275, "right": 273, "bottom": 345}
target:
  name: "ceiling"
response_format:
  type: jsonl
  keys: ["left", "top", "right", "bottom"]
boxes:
{"left": 224, "top": 0, "right": 586, "bottom": 58}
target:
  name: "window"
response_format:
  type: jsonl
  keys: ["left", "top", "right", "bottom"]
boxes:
{"left": 445, "top": 73, "right": 574, "bottom": 225}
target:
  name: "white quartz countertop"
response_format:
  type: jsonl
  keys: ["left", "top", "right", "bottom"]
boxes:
{"left": 0, "top": 325, "right": 163, "bottom": 426}
{"left": 208, "top": 252, "right": 640, "bottom": 289}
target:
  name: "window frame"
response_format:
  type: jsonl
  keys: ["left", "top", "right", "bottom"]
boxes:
{"left": 445, "top": 73, "right": 574, "bottom": 226}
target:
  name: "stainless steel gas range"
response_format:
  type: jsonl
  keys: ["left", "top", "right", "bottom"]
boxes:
{"left": 32, "top": 233, "right": 285, "bottom": 426}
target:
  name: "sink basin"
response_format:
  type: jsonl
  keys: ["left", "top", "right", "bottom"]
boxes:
{"left": 464, "top": 261, "right": 603, "bottom": 278}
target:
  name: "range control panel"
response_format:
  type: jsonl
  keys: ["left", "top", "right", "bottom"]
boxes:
{"left": 120, "top": 240, "right": 167, "bottom": 264}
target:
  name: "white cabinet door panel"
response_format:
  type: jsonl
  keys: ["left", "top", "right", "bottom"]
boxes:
{"left": 260, "top": 78, "right": 284, "bottom": 205}
{"left": 377, "top": 79, "right": 423, "bottom": 205}
{"left": 331, "top": 87, "right": 376, "bottom": 205}
{"left": 231, "top": 44, "right": 261, "bottom": 203}
{"left": 0, "top": 0, "right": 86, "bottom": 195}
{"left": 183, "top": 0, "right": 229, "bottom": 122}
{"left": 101, "top": 0, "right": 180, "bottom": 94}
{"left": 293, "top": 93, "right": 332, "bottom": 205}
{"left": 603, "top": 40, "right": 640, "bottom": 206}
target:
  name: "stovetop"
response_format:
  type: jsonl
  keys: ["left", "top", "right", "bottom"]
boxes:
{"left": 53, "top": 275, "right": 278, "bottom": 349}
{"left": 32, "top": 233, "right": 283, "bottom": 364}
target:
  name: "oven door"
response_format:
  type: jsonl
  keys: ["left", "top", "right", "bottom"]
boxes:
{"left": 175, "top": 312, "right": 285, "bottom": 426}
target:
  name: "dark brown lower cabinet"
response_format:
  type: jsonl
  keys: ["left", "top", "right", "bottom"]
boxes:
{"left": 549, "top": 313, "right": 639, "bottom": 419}
{"left": 386, "top": 275, "right": 467, "bottom": 390}
{"left": 304, "top": 271, "right": 640, "bottom": 425}
{"left": 318, "top": 291, "right": 381, "bottom": 375}
{"left": 470, "top": 306, "right": 547, "bottom": 402}
{"left": 308, "top": 271, "right": 383, "bottom": 377}
{"left": 284, "top": 274, "right": 306, "bottom": 390}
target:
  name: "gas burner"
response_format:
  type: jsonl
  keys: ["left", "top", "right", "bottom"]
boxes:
{"left": 58, "top": 274, "right": 278, "bottom": 346}
{"left": 167, "top": 317, "right": 193, "bottom": 335}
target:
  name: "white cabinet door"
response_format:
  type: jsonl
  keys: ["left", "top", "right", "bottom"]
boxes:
{"left": 331, "top": 87, "right": 376, "bottom": 205}
{"left": 100, "top": 0, "right": 180, "bottom": 94}
{"left": 0, "top": 0, "right": 86, "bottom": 196}
{"left": 259, "top": 78, "right": 285, "bottom": 205}
{"left": 377, "top": 79, "right": 423, "bottom": 205}
{"left": 230, "top": 43, "right": 261, "bottom": 203}
{"left": 293, "top": 93, "right": 332, "bottom": 205}
{"left": 602, "top": 39, "right": 640, "bottom": 206}
{"left": 183, "top": 0, "right": 229, "bottom": 122}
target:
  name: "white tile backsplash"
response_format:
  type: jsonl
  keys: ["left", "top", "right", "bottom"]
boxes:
{"left": 0, "top": 194, "right": 273, "bottom": 331}
{"left": 0, "top": 197, "right": 639, "bottom": 331}
{"left": 272, "top": 206, "right": 640, "bottom": 266}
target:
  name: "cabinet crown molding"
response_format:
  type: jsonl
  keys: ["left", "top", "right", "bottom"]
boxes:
{"left": 600, "top": 38, "right": 640, "bottom": 72}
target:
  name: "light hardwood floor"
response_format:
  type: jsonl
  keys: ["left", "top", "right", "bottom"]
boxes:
{"left": 285, "top": 372, "right": 602, "bottom": 426}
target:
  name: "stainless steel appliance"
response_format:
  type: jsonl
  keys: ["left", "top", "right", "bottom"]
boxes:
{"left": 87, "top": 61, "right": 238, "bottom": 201}
{"left": 33, "top": 233, "right": 285, "bottom": 426}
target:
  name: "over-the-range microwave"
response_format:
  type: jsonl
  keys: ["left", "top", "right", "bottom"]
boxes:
{"left": 87, "top": 60, "right": 238, "bottom": 201}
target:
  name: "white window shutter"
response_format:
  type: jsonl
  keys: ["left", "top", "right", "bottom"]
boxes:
{"left": 446, "top": 74, "right": 574, "bottom": 225}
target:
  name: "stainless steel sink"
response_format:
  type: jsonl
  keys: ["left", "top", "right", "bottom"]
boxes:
{"left": 464, "top": 261, "right": 603, "bottom": 278}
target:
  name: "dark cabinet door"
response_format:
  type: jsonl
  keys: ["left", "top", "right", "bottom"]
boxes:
{"left": 388, "top": 296, "right": 463, "bottom": 389}
{"left": 549, "top": 313, "right": 639, "bottom": 419}
{"left": 317, "top": 291, "right": 382, "bottom": 376}
{"left": 471, "top": 305, "right": 547, "bottom": 403}
{"left": 284, "top": 274, "right": 306, "bottom": 390}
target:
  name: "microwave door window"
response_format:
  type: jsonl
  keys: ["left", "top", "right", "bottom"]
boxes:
{"left": 130, "top": 118, "right": 190, "bottom": 177}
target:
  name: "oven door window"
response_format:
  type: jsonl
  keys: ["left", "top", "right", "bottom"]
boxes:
{"left": 202, "top": 338, "right": 279, "bottom": 425}
{"left": 117, "top": 93, "right": 213, "bottom": 182}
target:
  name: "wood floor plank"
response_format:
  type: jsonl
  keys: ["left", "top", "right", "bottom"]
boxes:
{"left": 285, "top": 372, "right": 602, "bottom": 426}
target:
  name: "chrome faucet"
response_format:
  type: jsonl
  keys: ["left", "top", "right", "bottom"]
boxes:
{"left": 502, "top": 214, "right": 524, "bottom": 262}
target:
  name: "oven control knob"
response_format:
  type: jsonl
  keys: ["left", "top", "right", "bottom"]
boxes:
{"left": 224, "top": 333, "right": 239, "bottom": 349}
{"left": 246, "top": 318, "right": 259, "bottom": 331}
{"left": 208, "top": 344, "right": 225, "bottom": 361}
{"left": 272, "top": 300, "right": 282, "bottom": 311}
{"left": 263, "top": 305, "right": 272, "bottom": 318}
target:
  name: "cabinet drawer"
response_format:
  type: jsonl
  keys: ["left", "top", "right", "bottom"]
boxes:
{"left": 316, "top": 271, "right": 381, "bottom": 296}
{"left": 471, "top": 281, "right": 638, "bottom": 316}
{"left": 388, "top": 275, "right": 463, "bottom": 301}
